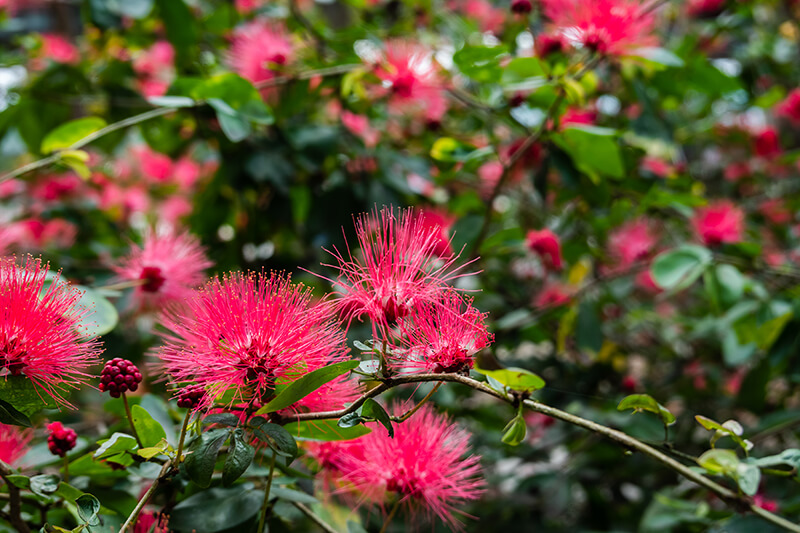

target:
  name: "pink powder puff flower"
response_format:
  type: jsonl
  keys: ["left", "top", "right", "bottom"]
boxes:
{"left": 540, "top": 0, "right": 658, "bottom": 55}
{"left": 373, "top": 41, "right": 449, "bottom": 123}
{"left": 608, "top": 218, "right": 657, "bottom": 267}
{"left": 137, "top": 147, "right": 174, "bottom": 183}
{"left": 477, "top": 160, "right": 504, "bottom": 197}
{"left": 341, "top": 111, "right": 381, "bottom": 148}
{"left": 723, "top": 161, "right": 750, "bottom": 182}
{"left": 526, "top": 229, "right": 563, "bottom": 270}
{"left": 132, "top": 41, "right": 175, "bottom": 79}
{"left": 560, "top": 108, "right": 597, "bottom": 128}
{"left": 635, "top": 268, "right": 661, "bottom": 293}
{"left": 40, "top": 34, "right": 80, "bottom": 65}
{"left": 158, "top": 196, "right": 194, "bottom": 225}
{"left": 235, "top": 0, "right": 268, "bottom": 13}
{"left": 335, "top": 404, "right": 485, "bottom": 530}
{"left": 454, "top": 0, "right": 507, "bottom": 34}
{"left": 111, "top": 229, "right": 213, "bottom": 310}
{"left": 155, "top": 272, "right": 350, "bottom": 410}
{"left": 691, "top": 201, "right": 745, "bottom": 246}
{"left": 413, "top": 208, "right": 456, "bottom": 259}
{"left": 322, "top": 207, "right": 474, "bottom": 331}
{"left": 535, "top": 32, "right": 570, "bottom": 57}
{"left": 759, "top": 198, "right": 792, "bottom": 225}
{"left": 392, "top": 291, "right": 493, "bottom": 375}
{"left": 173, "top": 157, "right": 202, "bottom": 190}
{"left": 0, "top": 424, "right": 32, "bottom": 466}
{"left": 133, "top": 511, "right": 169, "bottom": 533}
{"left": 228, "top": 20, "right": 294, "bottom": 89}
{"left": 0, "top": 257, "right": 102, "bottom": 406}
{"left": 777, "top": 89, "right": 800, "bottom": 126}
{"left": 534, "top": 283, "right": 572, "bottom": 307}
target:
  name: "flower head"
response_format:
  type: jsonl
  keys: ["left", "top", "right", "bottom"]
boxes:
{"left": 40, "top": 34, "right": 80, "bottom": 65}
{"left": 228, "top": 21, "right": 294, "bottom": 87}
{"left": 333, "top": 404, "right": 485, "bottom": 529}
{"left": 777, "top": 89, "right": 800, "bottom": 126}
{"left": 155, "top": 272, "right": 350, "bottom": 410}
{"left": 392, "top": 291, "right": 492, "bottom": 375}
{"left": 692, "top": 201, "right": 745, "bottom": 246}
{"left": 0, "top": 257, "right": 101, "bottom": 405}
{"left": 541, "top": 0, "right": 658, "bottom": 55}
{"left": 526, "top": 229, "right": 563, "bottom": 270}
{"left": 322, "top": 207, "right": 473, "bottom": 330}
{"left": 0, "top": 424, "right": 32, "bottom": 466}
{"left": 111, "top": 229, "right": 213, "bottom": 310}
{"left": 608, "top": 218, "right": 657, "bottom": 267}
{"left": 47, "top": 421, "right": 77, "bottom": 457}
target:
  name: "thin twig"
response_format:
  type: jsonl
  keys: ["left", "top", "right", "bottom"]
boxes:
{"left": 118, "top": 460, "right": 172, "bottom": 533}
{"left": 257, "top": 453, "right": 277, "bottom": 533}
{"left": 123, "top": 393, "right": 143, "bottom": 448}
{"left": 391, "top": 382, "right": 442, "bottom": 422}
{"left": 254, "top": 63, "right": 361, "bottom": 89}
{"left": 291, "top": 502, "right": 340, "bottom": 533}
{"left": 0, "top": 460, "right": 30, "bottom": 533}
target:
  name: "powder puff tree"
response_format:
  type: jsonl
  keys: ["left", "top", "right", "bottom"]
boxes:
{"left": 0, "top": 257, "right": 101, "bottom": 406}
{"left": 0, "top": 423, "right": 32, "bottom": 466}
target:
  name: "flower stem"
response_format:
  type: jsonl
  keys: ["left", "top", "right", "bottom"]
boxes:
{"left": 63, "top": 456, "right": 70, "bottom": 483}
{"left": 257, "top": 452, "right": 277, "bottom": 533}
{"left": 118, "top": 460, "right": 171, "bottom": 533}
{"left": 379, "top": 499, "right": 401, "bottom": 533}
{"left": 392, "top": 382, "right": 442, "bottom": 422}
{"left": 291, "top": 502, "right": 339, "bottom": 533}
{"left": 175, "top": 410, "right": 192, "bottom": 463}
{"left": 122, "top": 393, "right": 143, "bottom": 448}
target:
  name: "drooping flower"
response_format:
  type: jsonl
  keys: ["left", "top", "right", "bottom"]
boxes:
{"left": 155, "top": 272, "right": 350, "bottom": 410}
{"left": 228, "top": 20, "right": 294, "bottom": 89}
{"left": 333, "top": 404, "right": 485, "bottom": 529}
{"left": 0, "top": 257, "right": 101, "bottom": 405}
{"left": 392, "top": 291, "right": 493, "bottom": 375}
{"left": 608, "top": 218, "right": 657, "bottom": 267}
{"left": 526, "top": 229, "right": 563, "bottom": 270}
{"left": 111, "top": 229, "right": 213, "bottom": 310}
{"left": 372, "top": 41, "right": 448, "bottom": 123}
{"left": 540, "top": 0, "right": 658, "bottom": 55}
{"left": 776, "top": 89, "right": 800, "bottom": 126}
{"left": 0, "top": 424, "right": 32, "bottom": 466}
{"left": 322, "top": 207, "right": 473, "bottom": 330}
{"left": 691, "top": 201, "right": 745, "bottom": 246}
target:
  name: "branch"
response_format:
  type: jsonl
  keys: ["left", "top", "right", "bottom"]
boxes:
{"left": 254, "top": 63, "right": 361, "bottom": 90}
{"left": 285, "top": 373, "right": 800, "bottom": 533}
{"left": 0, "top": 461, "right": 30, "bottom": 533}
{"left": 118, "top": 460, "right": 172, "bottom": 533}
{"left": 292, "top": 502, "right": 339, "bottom": 533}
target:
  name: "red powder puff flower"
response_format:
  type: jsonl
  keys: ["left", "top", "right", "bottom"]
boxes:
{"left": 753, "top": 127, "right": 781, "bottom": 159}
{"left": 691, "top": 201, "right": 745, "bottom": 246}
{"left": 413, "top": 208, "right": 456, "bottom": 259}
{"left": 322, "top": 207, "right": 474, "bottom": 331}
{"left": 0, "top": 257, "right": 101, "bottom": 406}
{"left": 392, "top": 291, "right": 493, "bottom": 375}
{"left": 155, "top": 272, "right": 350, "bottom": 410}
{"left": 608, "top": 218, "right": 657, "bottom": 267}
{"left": 373, "top": 41, "right": 448, "bottom": 123}
{"left": 526, "top": 229, "right": 563, "bottom": 270}
{"left": 0, "top": 424, "right": 32, "bottom": 466}
{"left": 534, "top": 283, "right": 572, "bottom": 307}
{"left": 228, "top": 20, "right": 293, "bottom": 89}
{"left": 777, "top": 89, "right": 800, "bottom": 126}
{"left": 335, "top": 404, "right": 485, "bottom": 530}
{"left": 540, "top": 0, "right": 658, "bottom": 55}
{"left": 111, "top": 229, "right": 212, "bottom": 310}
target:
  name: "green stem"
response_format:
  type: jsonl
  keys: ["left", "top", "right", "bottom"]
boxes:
{"left": 118, "top": 460, "right": 171, "bottom": 533}
{"left": 391, "top": 382, "right": 442, "bottom": 422}
{"left": 257, "top": 453, "right": 277, "bottom": 533}
{"left": 291, "top": 502, "right": 339, "bottom": 533}
{"left": 175, "top": 410, "right": 192, "bottom": 463}
{"left": 122, "top": 393, "right": 143, "bottom": 448}
{"left": 378, "top": 499, "right": 401, "bottom": 533}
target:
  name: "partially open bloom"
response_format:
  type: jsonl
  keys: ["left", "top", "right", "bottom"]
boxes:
{"left": 155, "top": 272, "right": 350, "bottom": 410}
{"left": 526, "top": 229, "right": 563, "bottom": 270}
{"left": 323, "top": 207, "right": 473, "bottom": 330}
{"left": 0, "top": 257, "right": 101, "bottom": 405}
{"left": 608, "top": 218, "right": 657, "bottom": 267}
{"left": 334, "top": 404, "right": 485, "bottom": 529}
{"left": 692, "top": 201, "right": 745, "bottom": 246}
{"left": 392, "top": 291, "right": 492, "bottom": 374}
{"left": 0, "top": 424, "right": 32, "bottom": 466}
{"left": 111, "top": 229, "right": 213, "bottom": 310}
{"left": 777, "top": 89, "right": 800, "bottom": 126}
{"left": 228, "top": 21, "right": 294, "bottom": 89}
{"left": 540, "top": 0, "right": 658, "bottom": 55}
{"left": 47, "top": 421, "right": 77, "bottom": 457}
{"left": 373, "top": 41, "right": 448, "bottom": 123}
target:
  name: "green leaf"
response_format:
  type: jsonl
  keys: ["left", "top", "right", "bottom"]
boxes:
{"left": 501, "top": 415, "right": 527, "bottom": 446}
{"left": 131, "top": 405, "right": 167, "bottom": 448}
{"left": 223, "top": 429, "right": 255, "bottom": 487}
{"left": 59, "top": 150, "right": 91, "bottom": 179}
{"left": 736, "top": 463, "right": 761, "bottom": 496}
{"left": 76, "top": 494, "right": 101, "bottom": 526}
{"left": 256, "top": 360, "right": 359, "bottom": 414}
{"left": 146, "top": 95, "right": 196, "bottom": 108}
{"left": 184, "top": 428, "right": 229, "bottom": 488}
{"left": 0, "top": 375, "right": 58, "bottom": 418}
{"left": 250, "top": 418, "right": 298, "bottom": 459}
{"left": 94, "top": 432, "right": 138, "bottom": 460}
{"left": 104, "top": 0, "right": 153, "bottom": 18}
{"left": 628, "top": 47, "right": 685, "bottom": 68}
{"left": 204, "top": 413, "right": 242, "bottom": 427}
{"left": 0, "top": 398, "right": 32, "bottom": 427}
{"left": 695, "top": 416, "right": 752, "bottom": 453}
{"left": 714, "top": 264, "right": 745, "bottom": 306}
{"left": 155, "top": 0, "right": 197, "bottom": 65}
{"left": 697, "top": 448, "right": 739, "bottom": 476}
{"left": 271, "top": 486, "right": 318, "bottom": 504}
{"left": 552, "top": 126, "right": 625, "bottom": 181}
{"left": 41, "top": 117, "right": 107, "bottom": 154}
{"left": 475, "top": 366, "right": 546, "bottom": 393}
{"left": 283, "top": 419, "right": 371, "bottom": 441}
{"left": 430, "top": 137, "right": 491, "bottom": 163}
{"left": 360, "top": 399, "right": 394, "bottom": 438}
{"left": 168, "top": 485, "right": 263, "bottom": 533}
{"left": 191, "top": 74, "right": 262, "bottom": 111}
{"left": 72, "top": 286, "right": 119, "bottom": 337}
{"left": 453, "top": 45, "right": 508, "bottom": 83}
{"left": 30, "top": 474, "right": 60, "bottom": 498}
{"left": 618, "top": 394, "right": 676, "bottom": 426}
{"left": 651, "top": 245, "right": 712, "bottom": 291}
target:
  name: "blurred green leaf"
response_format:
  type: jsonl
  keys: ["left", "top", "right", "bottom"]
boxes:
{"left": 618, "top": 394, "right": 676, "bottom": 426}
{"left": 41, "top": 117, "right": 106, "bottom": 154}
{"left": 257, "top": 360, "right": 358, "bottom": 414}
{"left": 651, "top": 245, "right": 712, "bottom": 291}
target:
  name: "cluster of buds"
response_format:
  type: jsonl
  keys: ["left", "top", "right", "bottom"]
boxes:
{"left": 47, "top": 422, "right": 77, "bottom": 457}
{"left": 176, "top": 385, "right": 207, "bottom": 409}
{"left": 99, "top": 358, "right": 143, "bottom": 398}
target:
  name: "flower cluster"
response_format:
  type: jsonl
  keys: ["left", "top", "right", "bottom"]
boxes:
{"left": 46, "top": 422, "right": 77, "bottom": 457}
